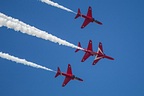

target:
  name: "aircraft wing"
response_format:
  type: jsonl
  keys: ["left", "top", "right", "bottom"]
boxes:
{"left": 92, "top": 42, "right": 104, "bottom": 65}
{"left": 87, "top": 40, "right": 93, "bottom": 51}
{"left": 81, "top": 6, "right": 92, "bottom": 28}
{"left": 92, "top": 55, "right": 103, "bottom": 65}
{"left": 98, "top": 42, "right": 104, "bottom": 53}
{"left": 81, "top": 19, "right": 91, "bottom": 28}
{"left": 81, "top": 52, "right": 91, "bottom": 62}
{"left": 62, "top": 77, "right": 71, "bottom": 87}
{"left": 87, "top": 6, "right": 92, "bottom": 17}
{"left": 67, "top": 64, "right": 72, "bottom": 75}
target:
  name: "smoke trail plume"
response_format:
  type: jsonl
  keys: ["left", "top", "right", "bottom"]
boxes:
{"left": 0, "top": 12, "right": 83, "bottom": 50}
{"left": 0, "top": 52, "right": 55, "bottom": 72}
{"left": 40, "top": 0, "right": 76, "bottom": 14}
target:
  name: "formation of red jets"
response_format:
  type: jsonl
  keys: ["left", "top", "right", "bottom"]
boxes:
{"left": 55, "top": 6, "right": 114, "bottom": 87}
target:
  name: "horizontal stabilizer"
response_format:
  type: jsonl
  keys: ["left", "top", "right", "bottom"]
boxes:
{"left": 75, "top": 8, "right": 81, "bottom": 19}
{"left": 75, "top": 42, "right": 82, "bottom": 52}
{"left": 55, "top": 67, "right": 61, "bottom": 78}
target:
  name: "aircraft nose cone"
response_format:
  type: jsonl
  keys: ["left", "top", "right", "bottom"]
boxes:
{"left": 79, "top": 78, "right": 83, "bottom": 81}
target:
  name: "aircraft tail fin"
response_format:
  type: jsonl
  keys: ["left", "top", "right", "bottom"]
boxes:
{"left": 75, "top": 42, "right": 82, "bottom": 52}
{"left": 75, "top": 8, "right": 81, "bottom": 19}
{"left": 55, "top": 67, "right": 61, "bottom": 78}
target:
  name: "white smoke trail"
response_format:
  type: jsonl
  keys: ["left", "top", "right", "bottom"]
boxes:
{"left": 40, "top": 0, "right": 76, "bottom": 14}
{"left": 0, "top": 12, "right": 83, "bottom": 50}
{"left": 0, "top": 52, "right": 55, "bottom": 72}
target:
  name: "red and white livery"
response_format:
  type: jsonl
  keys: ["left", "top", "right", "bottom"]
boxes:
{"left": 75, "top": 40, "right": 114, "bottom": 65}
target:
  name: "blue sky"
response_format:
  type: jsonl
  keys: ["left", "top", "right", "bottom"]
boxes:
{"left": 0, "top": 0, "right": 144, "bottom": 96}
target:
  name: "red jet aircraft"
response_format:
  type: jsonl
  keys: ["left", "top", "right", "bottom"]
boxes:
{"left": 55, "top": 64, "right": 83, "bottom": 87}
{"left": 75, "top": 6, "right": 102, "bottom": 28}
{"left": 75, "top": 40, "right": 114, "bottom": 65}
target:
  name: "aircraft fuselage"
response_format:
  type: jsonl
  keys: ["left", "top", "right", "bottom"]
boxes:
{"left": 60, "top": 72, "right": 83, "bottom": 81}
{"left": 83, "top": 49, "right": 114, "bottom": 60}
{"left": 81, "top": 14, "right": 94, "bottom": 22}
{"left": 83, "top": 49, "right": 98, "bottom": 56}
{"left": 81, "top": 14, "right": 102, "bottom": 25}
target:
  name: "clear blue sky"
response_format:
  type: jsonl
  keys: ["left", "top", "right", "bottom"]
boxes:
{"left": 0, "top": 0, "right": 144, "bottom": 96}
